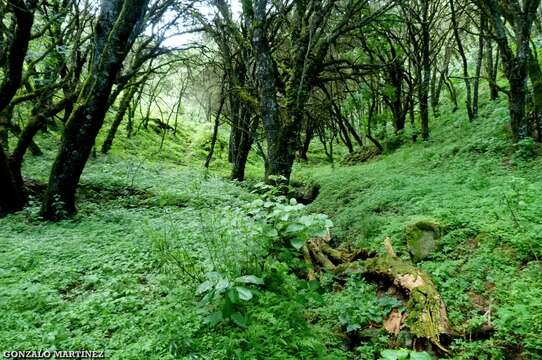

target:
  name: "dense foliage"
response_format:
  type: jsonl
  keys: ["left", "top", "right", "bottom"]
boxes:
{"left": 1, "top": 0, "right": 542, "bottom": 358}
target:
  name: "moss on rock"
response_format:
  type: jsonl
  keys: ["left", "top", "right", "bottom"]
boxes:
{"left": 405, "top": 220, "right": 442, "bottom": 262}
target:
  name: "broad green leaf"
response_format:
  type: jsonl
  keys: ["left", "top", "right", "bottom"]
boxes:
{"left": 380, "top": 349, "right": 410, "bottom": 360}
{"left": 298, "top": 215, "right": 315, "bottom": 227}
{"left": 236, "top": 286, "right": 253, "bottom": 301}
{"left": 265, "top": 228, "right": 279, "bottom": 238}
{"left": 410, "top": 352, "right": 432, "bottom": 360}
{"left": 196, "top": 281, "right": 213, "bottom": 295}
{"left": 346, "top": 323, "right": 361, "bottom": 332}
{"left": 215, "top": 278, "right": 230, "bottom": 292}
{"left": 290, "top": 236, "right": 306, "bottom": 250}
{"left": 235, "top": 275, "right": 264, "bottom": 285}
{"left": 205, "top": 272, "right": 222, "bottom": 281}
{"left": 226, "top": 287, "right": 240, "bottom": 304}
{"left": 230, "top": 312, "right": 247, "bottom": 327}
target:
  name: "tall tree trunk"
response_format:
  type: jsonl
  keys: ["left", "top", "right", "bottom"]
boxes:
{"left": 528, "top": 48, "right": 542, "bottom": 141}
{"left": 485, "top": 36, "right": 499, "bottom": 100}
{"left": 419, "top": 1, "right": 431, "bottom": 141}
{"left": 205, "top": 93, "right": 225, "bottom": 168}
{"left": 230, "top": 114, "right": 256, "bottom": 182}
{"left": 41, "top": 0, "right": 148, "bottom": 220}
{"left": 389, "top": 61, "right": 406, "bottom": 130}
{"left": 473, "top": 15, "right": 485, "bottom": 118}
{"left": 300, "top": 122, "right": 315, "bottom": 161}
{"left": 253, "top": 0, "right": 293, "bottom": 183}
{"left": 0, "top": 0, "right": 37, "bottom": 112}
{"left": 336, "top": 112, "right": 354, "bottom": 153}
{"left": 367, "top": 97, "right": 384, "bottom": 152}
{"left": 101, "top": 84, "right": 139, "bottom": 154}
{"left": 432, "top": 46, "right": 452, "bottom": 118}
{"left": 480, "top": 0, "right": 541, "bottom": 142}
{"left": 430, "top": 62, "right": 440, "bottom": 118}
{"left": 0, "top": 0, "right": 37, "bottom": 215}
{"left": 445, "top": 78, "right": 459, "bottom": 112}
{"left": 450, "top": 0, "right": 474, "bottom": 121}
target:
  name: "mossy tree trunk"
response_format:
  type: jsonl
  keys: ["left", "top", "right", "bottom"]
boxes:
{"left": 478, "top": 0, "right": 541, "bottom": 142}
{"left": 252, "top": 0, "right": 292, "bottom": 183}
{"left": 0, "top": 146, "right": 24, "bottom": 216}
{"left": 450, "top": 0, "right": 474, "bottom": 121}
{"left": 0, "top": 0, "right": 37, "bottom": 216}
{"left": 41, "top": 0, "right": 148, "bottom": 220}
{"left": 231, "top": 112, "right": 258, "bottom": 182}
{"left": 527, "top": 49, "right": 542, "bottom": 141}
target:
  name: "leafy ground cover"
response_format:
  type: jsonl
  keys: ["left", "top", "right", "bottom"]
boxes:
{"left": 1, "top": 97, "right": 541, "bottom": 359}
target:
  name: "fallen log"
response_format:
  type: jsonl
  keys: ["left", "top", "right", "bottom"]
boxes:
{"left": 302, "top": 236, "right": 453, "bottom": 353}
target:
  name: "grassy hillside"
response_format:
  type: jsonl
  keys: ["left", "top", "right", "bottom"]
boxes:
{"left": 296, "top": 97, "right": 542, "bottom": 358}
{"left": 1, "top": 96, "right": 541, "bottom": 359}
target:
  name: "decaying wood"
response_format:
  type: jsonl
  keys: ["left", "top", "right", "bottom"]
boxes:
{"left": 302, "top": 235, "right": 452, "bottom": 353}
{"left": 363, "top": 250, "right": 452, "bottom": 353}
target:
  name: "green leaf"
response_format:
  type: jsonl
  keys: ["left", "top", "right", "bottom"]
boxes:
{"left": 215, "top": 278, "right": 230, "bottom": 293}
{"left": 380, "top": 349, "right": 410, "bottom": 360}
{"left": 205, "top": 272, "right": 222, "bottom": 281}
{"left": 204, "top": 311, "right": 223, "bottom": 327}
{"left": 285, "top": 223, "right": 305, "bottom": 233}
{"left": 346, "top": 323, "right": 361, "bottom": 332}
{"left": 409, "top": 352, "right": 432, "bottom": 360}
{"left": 196, "top": 281, "right": 213, "bottom": 295}
{"left": 235, "top": 275, "right": 264, "bottom": 285}
{"left": 236, "top": 286, "right": 253, "bottom": 301}
{"left": 298, "top": 215, "right": 315, "bottom": 227}
{"left": 290, "top": 236, "right": 306, "bottom": 250}
{"left": 230, "top": 312, "right": 247, "bottom": 328}
{"left": 226, "top": 287, "right": 240, "bottom": 304}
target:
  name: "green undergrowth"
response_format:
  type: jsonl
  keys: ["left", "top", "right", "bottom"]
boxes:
{"left": 1, "top": 135, "right": 355, "bottom": 359}
{"left": 295, "top": 98, "right": 542, "bottom": 358}
{"left": 1, "top": 94, "right": 541, "bottom": 359}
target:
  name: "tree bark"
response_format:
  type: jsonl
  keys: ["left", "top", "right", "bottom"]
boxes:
{"left": 41, "top": 0, "right": 148, "bottom": 220}
{"left": 450, "top": 0, "right": 474, "bottom": 121}
{"left": 0, "top": 145, "right": 24, "bottom": 216}
{"left": 473, "top": 15, "right": 485, "bottom": 118}
{"left": 485, "top": 38, "right": 499, "bottom": 101}
{"left": 479, "top": 0, "right": 541, "bottom": 141}
{"left": 526, "top": 48, "right": 542, "bottom": 140}
{"left": 101, "top": 84, "right": 139, "bottom": 154}
{"left": 0, "top": 0, "right": 37, "bottom": 112}
{"left": 230, "top": 113, "right": 256, "bottom": 182}
{"left": 205, "top": 93, "right": 225, "bottom": 169}
{"left": 253, "top": 0, "right": 292, "bottom": 183}
{"left": 419, "top": 1, "right": 431, "bottom": 141}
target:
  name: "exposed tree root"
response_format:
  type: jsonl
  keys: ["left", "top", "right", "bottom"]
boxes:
{"left": 302, "top": 236, "right": 453, "bottom": 354}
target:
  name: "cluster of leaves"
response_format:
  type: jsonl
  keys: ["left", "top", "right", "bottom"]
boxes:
{"left": 380, "top": 349, "right": 432, "bottom": 360}
{"left": 197, "top": 272, "right": 264, "bottom": 328}
{"left": 244, "top": 196, "right": 333, "bottom": 250}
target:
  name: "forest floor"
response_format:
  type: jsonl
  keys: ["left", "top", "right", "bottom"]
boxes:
{"left": 1, "top": 97, "right": 541, "bottom": 359}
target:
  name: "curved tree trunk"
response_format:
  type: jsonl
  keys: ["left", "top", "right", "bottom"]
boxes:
{"left": 450, "top": 0, "right": 474, "bottom": 121}
{"left": 472, "top": 15, "right": 485, "bottom": 118}
{"left": 253, "top": 0, "right": 293, "bottom": 183}
{"left": 205, "top": 93, "right": 225, "bottom": 169}
{"left": 41, "top": 0, "right": 148, "bottom": 220}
